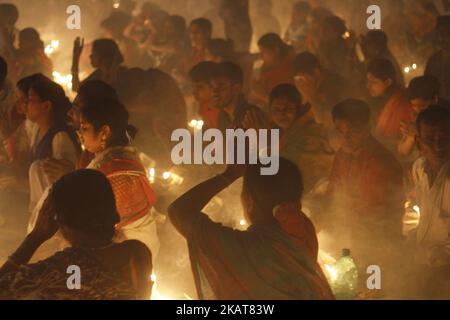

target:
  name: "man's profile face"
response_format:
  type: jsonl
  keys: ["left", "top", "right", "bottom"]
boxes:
{"left": 417, "top": 122, "right": 450, "bottom": 168}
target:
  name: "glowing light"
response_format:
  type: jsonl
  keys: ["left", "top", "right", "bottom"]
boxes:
{"left": 188, "top": 119, "right": 204, "bottom": 130}
{"left": 404, "top": 67, "right": 410, "bottom": 73}
{"left": 239, "top": 219, "right": 247, "bottom": 226}
{"left": 45, "top": 40, "right": 60, "bottom": 57}
{"left": 151, "top": 288, "right": 171, "bottom": 300}
{"left": 324, "top": 264, "right": 338, "bottom": 282}
{"left": 412, "top": 63, "right": 417, "bottom": 70}
{"left": 149, "top": 274, "right": 172, "bottom": 300}
{"left": 169, "top": 172, "right": 184, "bottom": 185}
{"left": 343, "top": 31, "right": 350, "bottom": 39}
{"left": 52, "top": 72, "right": 73, "bottom": 92}
{"left": 51, "top": 40, "right": 60, "bottom": 49}
{"left": 149, "top": 168, "right": 155, "bottom": 178}
{"left": 162, "top": 171, "right": 171, "bottom": 180}
{"left": 113, "top": 2, "right": 120, "bottom": 9}
{"left": 413, "top": 205, "right": 420, "bottom": 215}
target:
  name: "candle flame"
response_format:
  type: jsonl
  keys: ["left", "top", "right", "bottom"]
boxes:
{"left": 162, "top": 171, "right": 171, "bottom": 180}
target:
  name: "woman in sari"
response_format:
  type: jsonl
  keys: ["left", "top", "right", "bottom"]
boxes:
{"left": 71, "top": 38, "right": 128, "bottom": 93}
{"left": 0, "top": 169, "right": 152, "bottom": 300}
{"left": 252, "top": 33, "right": 295, "bottom": 106}
{"left": 77, "top": 96, "right": 160, "bottom": 259}
{"left": 366, "top": 58, "right": 413, "bottom": 152}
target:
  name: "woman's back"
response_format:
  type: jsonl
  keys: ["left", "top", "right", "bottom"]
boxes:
{"left": 0, "top": 240, "right": 152, "bottom": 300}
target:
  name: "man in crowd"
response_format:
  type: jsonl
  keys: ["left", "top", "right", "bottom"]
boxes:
{"left": 210, "top": 61, "right": 265, "bottom": 132}
{"left": 168, "top": 158, "right": 334, "bottom": 299}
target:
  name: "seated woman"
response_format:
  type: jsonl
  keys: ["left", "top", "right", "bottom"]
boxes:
{"left": 2, "top": 74, "right": 48, "bottom": 179}
{"left": 71, "top": 38, "right": 128, "bottom": 93}
{"left": 14, "top": 28, "right": 53, "bottom": 80}
{"left": 252, "top": 33, "right": 295, "bottom": 106}
{"left": 27, "top": 79, "right": 80, "bottom": 212}
{"left": 77, "top": 97, "right": 159, "bottom": 259}
{"left": 70, "top": 80, "right": 120, "bottom": 169}
{"left": 366, "top": 58, "right": 413, "bottom": 152}
{"left": 0, "top": 169, "right": 152, "bottom": 300}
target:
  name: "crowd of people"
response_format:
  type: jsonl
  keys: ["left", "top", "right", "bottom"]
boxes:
{"left": 0, "top": 0, "right": 449, "bottom": 300}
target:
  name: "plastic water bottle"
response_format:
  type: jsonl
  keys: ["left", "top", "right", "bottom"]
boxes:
{"left": 332, "top": 248, "right": 359, "bottom": 299}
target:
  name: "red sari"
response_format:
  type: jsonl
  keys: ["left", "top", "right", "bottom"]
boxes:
{"left": 86, "top": 146, "right": 156, "bottom": 229}
{"left": 259, "top": 55, "right": 295, "bottom": 96}
{"left": 376, "top": 89, "right": 413, "bottom": 142}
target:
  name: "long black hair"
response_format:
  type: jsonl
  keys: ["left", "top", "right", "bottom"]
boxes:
{"left": 80, "top": 97, "right": 137, "bottom": 147}
{"left": 17, "top": 73, "right": 50, "bottom": 95}
{"left": 29, "top": 79, "right": 72, "bottom": 126}
{"left": 92, "top": 38, "right": 124, "bottom": 66}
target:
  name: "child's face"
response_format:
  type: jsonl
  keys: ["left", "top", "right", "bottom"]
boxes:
{"left": 417, "top": 122, "right": 450, "bottom": 168}
{"left": 270, "top": 97, "right": 298, "bottom": 129}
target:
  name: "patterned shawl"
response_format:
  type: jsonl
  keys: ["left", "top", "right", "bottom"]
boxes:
{"left": 0, "top": 248, "right": 137, "bottom": 300}
{"left": 87, "top": 146, "right": 156, "bottom": 228}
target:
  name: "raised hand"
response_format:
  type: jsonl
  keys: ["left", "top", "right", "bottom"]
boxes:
{"left": 72, "top": 37, "right": 84, "bottom": 66}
